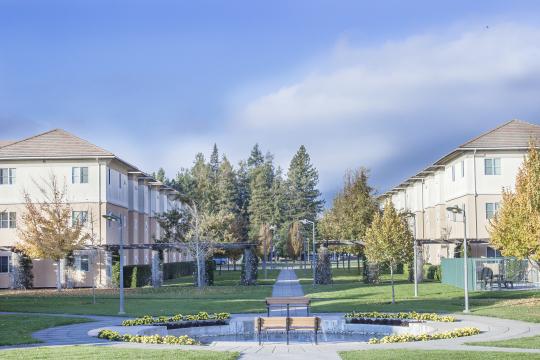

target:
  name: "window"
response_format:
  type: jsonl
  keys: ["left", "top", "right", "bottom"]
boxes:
{"left": 486, "top": 202, "right": 500, "bottom": 219}
{"left": 487, "top": 247, "right": 502, "bottom": 258}
{"left": 0, "top": 168, "right": 16, "bottom": 185}
{"left": 485, "top": 158, "right": 501, "bottom": 175}
{"left": 71, "top": 211, "right": 88, "bottom": 226}
{"left": 451, "top": 165, "right": 456, "bottom": 182}
{"left": 461, "top": 160, "right": 465, "bottom": 177}
{"left": 80, "top": 255, "right": 89, "bottom": 272}
{"left": 72, "top": 167, "right": 89, "bottom": 184}
{"left": 119, "top": 173, "right": 122, "bottom": 188}
{"left": 108, "top": 168, "right": 111, "bottom": 185}
{"left": 0, "top": 256, "right": 9, "bottom": 273}
{"left": 0, "top": 212, "right": 16, "bottom": 229}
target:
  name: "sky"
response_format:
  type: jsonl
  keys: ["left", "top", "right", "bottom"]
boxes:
{"left": 2, "top": 1, "right": 540, "bottom": 204}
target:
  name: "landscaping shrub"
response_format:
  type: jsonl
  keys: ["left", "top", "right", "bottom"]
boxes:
{"left": 345, "top": 311, "right": 456, "bottom": 322}
{"left": 368, "top": 327, "right": 481, "bottom": 344}
{"left": 123, "top": 265, "right": 152, "bottom": 288}
{"left": 163, "top": 261, "right": 195, "bottom": 280}
{"left": 130, "top": 267, "right": 138, "bottom": 289}
{"left": 426, "top": 265, "right": 441, "bottom": 281}
{"left": 193, "top": 259, "right": 215, "bottom": 286}
{"left": 98, "top": 329, "right": 199, "bottom": 345}
{"left": 122, "top": 312, "right": 230, "bottom": 326}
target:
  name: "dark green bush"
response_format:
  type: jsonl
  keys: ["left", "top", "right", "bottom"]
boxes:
{"left": 426, "top": 265, "right": 441, "bottom": 281}
{"left": 163, "top": 261, "right": 195, "bottom": 280}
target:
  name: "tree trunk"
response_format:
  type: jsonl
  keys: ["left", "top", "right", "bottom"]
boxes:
{"left": 357, "top": 253, "right": 361, "bottom": 273}
{"left": 233, "top": 260, "right": 237, "bottom": 271}
{"left": 56, "top": 259, "right": 62, "bottom": 291}
{"left": 390, "top": 264, "right": 395, "bottom": 304}
{"left": 196, "top": 244, "right": 203, "bottom": 288}
{"left": 348, "top": 253, "right": 351, "bottom": 271}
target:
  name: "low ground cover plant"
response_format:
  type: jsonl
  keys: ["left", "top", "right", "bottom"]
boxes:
{"left": 345, "top": 311, "right": 456, "bottom": 322}
{"left": 368, "top": 327, "right": 481, "bottom": 344}
{"left": 122, "top": 312, "right": 230, "bottom": 326}
{"left": 98, "top": 329, "right": 200, "bottom": 345}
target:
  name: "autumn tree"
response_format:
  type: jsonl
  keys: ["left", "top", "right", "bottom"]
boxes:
{"left": 288, "top": 221, "right": 304, "bottom": 262}
{"left": 17, "top": 176, "right": 90, "bottom": 291}
{"left": 490, "top": 141, "right": 540, "bottom": 260}
{"left": 364, "top": 201, "right": 413, "bottom": 304}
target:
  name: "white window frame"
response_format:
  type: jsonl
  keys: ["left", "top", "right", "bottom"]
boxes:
{"left": 0, "top": 212, "right": 16, "bottom": 229}
{"left": 461, "top": 160, "right": 465, "bottom": 177}
{"left": 451, "top": 165, "right": 455, "bottom": 182}
{"left": 0, "top": 256, "right": 10, "bottom": 273}
{"left": 485, "top": 158, "right": 501, "bottom": 175}
{"left": 486, "top": 202, "right": 500, "bottom": 220}
{"left": 0, "top": 168, "right": 16, "bottom": 185}
{"left": 71, "top": 211, "right": 88, "bottom": 226}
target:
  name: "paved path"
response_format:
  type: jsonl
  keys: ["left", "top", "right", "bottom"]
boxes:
{"left": 269, "top": 268, "right": 308, "bottom": 316}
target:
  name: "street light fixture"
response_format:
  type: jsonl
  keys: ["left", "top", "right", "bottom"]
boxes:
{"left": 102, "top": 213, "right": 125, "bottom": 315}
{"left": 300, "top": 219, "right": 316, "bottom": 287}
{"left": 403, "top": 211, "right": 418, "bottom": 298}
{"left": 446, "top": 205, "right": 470, "bottom": 313}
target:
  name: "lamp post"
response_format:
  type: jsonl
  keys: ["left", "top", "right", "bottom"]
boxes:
{"left": 446, "top": 205, "right": 470, "bottom": 313}
{"left": 269, "top": 225, "right": 276, "bottom": 272}
{"left": 301, "top": 219, "right": 316, "bottom": 287}
{"left": 404, "top": 211, "right": 418, "bottom": 297}
{"left": 103, "top": 213, "right": 125, "bottom": 315}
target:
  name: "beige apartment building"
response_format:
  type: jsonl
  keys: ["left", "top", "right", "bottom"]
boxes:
{"left": 379, "top": 120, "right": 540, "bottom": 265}
{"left": 0, "top": 129, "right": 187, "bottom": 288}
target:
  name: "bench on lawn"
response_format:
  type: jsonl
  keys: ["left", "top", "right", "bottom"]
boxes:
{"left": 265, "top": 296, "right": 311, "bottom": 317}
{"left": 255, "top": 316, "right": 321, "bottom": 345}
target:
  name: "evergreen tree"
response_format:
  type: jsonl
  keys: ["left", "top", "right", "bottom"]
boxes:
{"left": 217, "top": 156, "right": 238, "bottom": 214}
{"left": 286, "top": 145, "right": 324, "bottom": 222}
{"left": 174, "top": 168, "right": 196, "bottom": 199}
{"left": 191, "top": 153, "right": 214, "bottom": 213}
{"left": 155, "top": 167, "right": 166, "bottom": 183}
{"left": 247, "top": 144, "right": 264, "bottom": 169}
{"left": 248, "top": 164, "right": 274, "bottom": 239}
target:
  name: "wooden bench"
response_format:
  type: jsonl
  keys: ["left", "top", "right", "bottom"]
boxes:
{"left": 265, "top": 296, "right": 311, "bottom": 317}
{"left": 255, "top": 316, "right": 321, "bottom": 345}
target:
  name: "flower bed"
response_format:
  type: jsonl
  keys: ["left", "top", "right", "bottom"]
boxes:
{"left": 368, "top": 327, "right": 481, "bottom": 344}
{"left": 345, "top": 311, "right": 456, "bottom": 323}
{"left": 98, "top": 329, "right": 200, "bottom": 345}
{"left": 122, "top": 312, "right": 230, "bottom": 328}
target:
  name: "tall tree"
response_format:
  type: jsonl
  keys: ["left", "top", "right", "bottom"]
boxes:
{"left": 248, "top": 165, "right": 274, "bottom": 239}
{"left": 286, "top": 145, "right": 324, "bottom": 222}
{"left": 155, "top": 167, "right": 166, "bottom": 183}
{"left": 217, "top": 156, "right": 238, "bottom": 214}
{"left": 364, "top": 201, "right": 413, "bottom": 304}
{"left": 247, "top": 144, "right": 264, "bottom": 169}
{"left": 287, "top": 221, "right": 304, "bottom": 261}
{"left": 17, "top": 176, "right": 90, "bottom": 291}
{"left": 490, "top": 141, "right": 540, "bottom": 260}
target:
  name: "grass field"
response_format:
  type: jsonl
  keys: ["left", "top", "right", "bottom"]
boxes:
{"left": 0, "top": 346, "right": 239, "bottom": 360}
{"left": 297, "top": 268, "right": 540, "bottom": 323}
{"left": 0, "top": 270, "right": 278, "bottom": 317}
{"left": 0, "top": 314, "right": 91, "bottom": 345}
{"left": 467, "top": 335, "right": 540, "bottom": 349}
{"left": 339, "top": 350, "right": 540, "bottom": 359}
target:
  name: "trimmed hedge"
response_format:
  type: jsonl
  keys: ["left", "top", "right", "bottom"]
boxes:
{"left": 122, "top": 312, "right": 230, "bottom": 326}
{"left": 98, "top": 329, "right": 199, "bottom": 345}
{"left": 345, "top": 311, "right": 456, "bottom": 322}
{"left": 163, "top": 261, "right": 195, "bottom": 280}
{"left": 368, "top": 327, "right": 481, "bottom": 344}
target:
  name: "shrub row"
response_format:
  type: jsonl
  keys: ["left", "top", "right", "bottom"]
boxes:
{"left": 98, "top": 329, "right": 199, "bottom": 345}
{"left": 424, "top": 264, "right": 441, "bottom": 281}
{"left": 344, "top": 311, "right": 456, "bottom": 322}
{"left": 368, "top": 327, "right": 481, "bottom": 344}
{"left": 163, "top": 261, "right": 195, "bottom": 280}
{"left": 122, "top": 311, "right": 230, "bottom": 326}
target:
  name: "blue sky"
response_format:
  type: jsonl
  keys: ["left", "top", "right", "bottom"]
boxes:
{"left": 2, "top": 1, "right": 540, "bottom": 203}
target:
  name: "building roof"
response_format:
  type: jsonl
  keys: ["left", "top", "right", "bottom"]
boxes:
{"left": 380, "top": 119, "right": 540, "bottom": 199}
{"left": 0, "top": 129, "right": 115, "bottom": 159}
{"left": 0, "top": 141, "right": 14, "bottom": 148}
{"left": 459, "top": 119, "right": 540, "bottom": 149}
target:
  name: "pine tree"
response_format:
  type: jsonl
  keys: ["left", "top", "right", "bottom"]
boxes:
{"left": 286, "top": 145, "right": 324, "bottom": 222}
{"left": 155, "top": 167, "right": 166, "bottom": 183}
{"left": 247, "top": 144, "right": 264, "bottom": 169}
{"left": 248, "top": 164, "right": 273, "bottom": 239}
{"left": 191, "top": 153, "right": 213, "bottom": 213}
{"left": 217, "top": 156, "right": 238, "bottom": 214}
{"left": 209, "top": 144, "right": 220, "bottom": 179}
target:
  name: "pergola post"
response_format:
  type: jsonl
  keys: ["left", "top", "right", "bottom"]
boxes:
{"left": 151, "top": 249, "right": 163, "bottom": 288}
{"left": 9, "top": 252, "right": 21, "bottom": 289}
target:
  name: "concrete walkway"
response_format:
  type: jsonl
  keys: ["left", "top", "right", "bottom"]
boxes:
{"left": 269, "top": 269, "right": 308, "bottom": 316}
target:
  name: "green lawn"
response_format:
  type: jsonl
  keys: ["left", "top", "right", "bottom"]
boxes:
{"left": 0, "top": 314, "right": 91, "bottom": 345}
{"left": 0, "top": 346, "right": 239, "bottom": 360}
{"left": 467, "top": 335, "right": 540, "bottom": 349}
{"left": 340, "top": 350, "right": 540, "bottom": 360}
{"left": 0, "top": 270, "right": 276, "bottom": 317}
{"left": 297, "top": 268, "right": 540, "bottom": 323}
